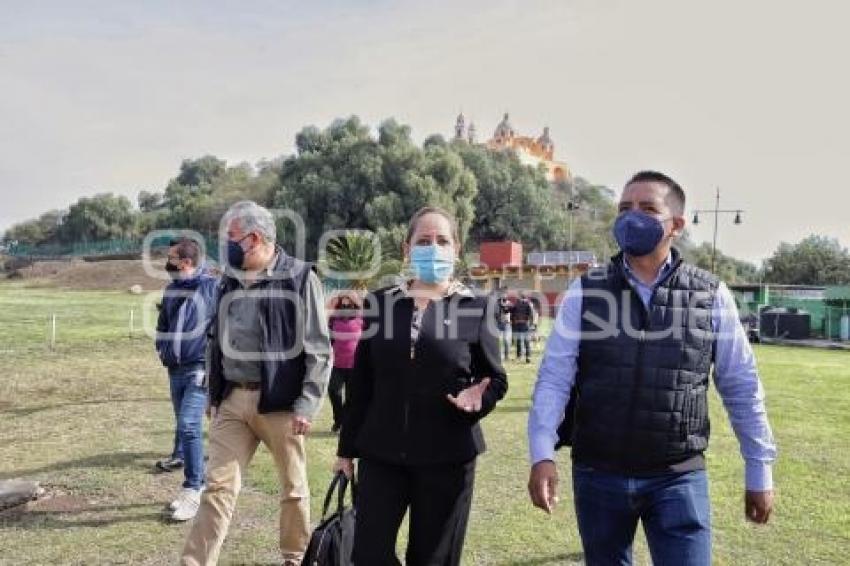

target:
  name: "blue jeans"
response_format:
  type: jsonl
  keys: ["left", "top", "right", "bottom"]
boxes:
{"left": 168, "top": 365, "right": 207, "bottom": 489}
{"left": 513, "top": 324, "right": 531, "bottom": 360}
{"left": 497, "top": 324, "right": 512, "bottom": 361}
{"left": 572, "top": 464, "right": 711, "bottom": 566}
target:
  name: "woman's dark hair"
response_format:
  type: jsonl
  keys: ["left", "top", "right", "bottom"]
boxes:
{"left": 332, "top": 291, "right": 362, "bottom": 311}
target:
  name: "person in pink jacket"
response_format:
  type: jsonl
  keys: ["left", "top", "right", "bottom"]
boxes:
{"left": 328, "top": 292, "right": 364, "bottom": 433}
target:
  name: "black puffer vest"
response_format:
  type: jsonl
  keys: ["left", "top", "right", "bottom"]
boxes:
{"left": 572, "top": 248, "right": 719, "bottom": 474}
{"left": 208, "top": 249, "right": 313, "bottom": 414}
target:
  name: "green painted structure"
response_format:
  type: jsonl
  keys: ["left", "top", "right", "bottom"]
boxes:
{"left": 730, "top": 284, "right": 850, "bottom": 341}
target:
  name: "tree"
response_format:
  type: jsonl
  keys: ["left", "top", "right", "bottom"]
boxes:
{"left": 680, "top": 241, "right": 760, "bottom": 283}
{"left": 137, "top": 190, "right": 163, "bottom": 212}
{"left": 554, "top": 176, "right": 619, "bottom": 260}
{"left": 272, "top": 117, "right": 477, "bottom": 260}
{"left": 453, "top": 141, "right": 552, "bottom": 247}
{"left": 176, "top": 155, "right": 226, "bottom": 188}
{"left": 2, "top": 209, "right": 66, "bottom": 245}
{"left": 151, "top": 157, "right": 280, "bottom": 235}
{"left": 60, "top": 193, "right": 137, "bottom": 242}
{"left": 763, "top": 235, "right": 850, "bottom": 285}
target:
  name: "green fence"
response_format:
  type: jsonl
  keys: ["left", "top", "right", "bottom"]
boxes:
{"left": 7, "top": 238, "right": 143, "bottom": 258}
{"left": 6, "top": 234, "right": 221, "bottom": 261}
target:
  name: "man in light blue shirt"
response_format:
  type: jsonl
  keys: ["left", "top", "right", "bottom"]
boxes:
{"left": 527, "top": 171, "right": 776, "bottom": 566}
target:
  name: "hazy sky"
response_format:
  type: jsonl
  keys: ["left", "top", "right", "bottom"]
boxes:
{"left": 1, "top": 0, "right": 848, "bottom": 263}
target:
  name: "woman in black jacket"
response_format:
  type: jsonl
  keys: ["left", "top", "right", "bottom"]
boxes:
{"left": 335, "top": 206, "right": 508, "bottom": 566}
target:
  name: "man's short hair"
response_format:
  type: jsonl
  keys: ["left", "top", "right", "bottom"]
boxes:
{"left": 169, "top": 236, "right": 202, "bottom": 266}
{"left": 626, "top": 170, "right": 686, "bottom": 214}
{"left": 224, "top": 200, "right": 277, "bottom": 243}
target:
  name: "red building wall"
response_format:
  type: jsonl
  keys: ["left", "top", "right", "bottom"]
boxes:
{"left": 480, "top": 241, "right": 523, "bottom": 269}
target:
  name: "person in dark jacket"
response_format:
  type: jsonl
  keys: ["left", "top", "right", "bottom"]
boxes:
{"left": 335, "top": 206, "right": 508, "bottom": 566}
{"left": 154, "top": 236, "right": 218, "bottom": 521}
{"left": 510, "top": 292, "right": 535, "bottom": 363}
{"left": 181, "top": 201, "right": 332, "bottom": 566}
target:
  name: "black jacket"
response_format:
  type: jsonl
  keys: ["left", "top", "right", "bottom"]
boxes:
{"left": 338, "top": 285, "right": 508, "bottom": 465}
{"left": 510, "top": 299, "right": 534, "bottom": 328}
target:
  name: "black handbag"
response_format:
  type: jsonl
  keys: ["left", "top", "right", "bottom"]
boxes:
{"left": 303, "top": 471, "right": 356, "bottom": 566}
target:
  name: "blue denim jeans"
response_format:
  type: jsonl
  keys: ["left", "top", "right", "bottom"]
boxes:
{"left": 513, "top": 324, "right": 531, "bottom": 360}
{"left": 497, "top": 324, "right": 512, "bottom": 361}
{"left": 169, "top": 365, "right": 207, "bottom": 489}
{"left": 572, "top": 464, "right": 711, "bottom": 566}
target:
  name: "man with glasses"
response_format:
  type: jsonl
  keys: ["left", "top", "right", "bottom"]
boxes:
{"left": 181, "top": 201, "right": 332, "bottom": 566}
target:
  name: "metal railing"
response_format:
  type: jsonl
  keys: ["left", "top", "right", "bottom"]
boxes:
{"left": 526, "top": 250, "right": 596, "bottom": 266}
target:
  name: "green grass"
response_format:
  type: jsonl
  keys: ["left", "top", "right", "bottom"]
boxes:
{"left": 1, "top": 285, "right": 848, "bottom": 564}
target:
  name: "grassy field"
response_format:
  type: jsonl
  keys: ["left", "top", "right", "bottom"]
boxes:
{"left": 1, "top": 282, "right": 849, "bottom": 565}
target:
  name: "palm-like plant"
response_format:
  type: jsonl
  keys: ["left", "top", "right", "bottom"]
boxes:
{"left": 321, "top": 231, "right": 401, "bottom": 290}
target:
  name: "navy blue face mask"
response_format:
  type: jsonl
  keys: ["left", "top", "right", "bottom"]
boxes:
{"left": 226, "top": 234, "right": 251, "bottom": 269}
{"left": 612, "top": 210, "right": 667, "bottom": 257}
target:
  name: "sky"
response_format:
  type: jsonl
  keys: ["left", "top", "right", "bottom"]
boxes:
{"left": 1, "top": 0, "right": 848, "bottom": 264}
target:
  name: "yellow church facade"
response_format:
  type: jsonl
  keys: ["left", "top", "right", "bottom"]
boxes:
{"left": 454, "top": 112, "right": 571, "bottom": 183}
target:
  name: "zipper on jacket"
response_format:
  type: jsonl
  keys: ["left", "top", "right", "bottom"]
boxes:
{"left": 402, "top": 297, "right": 430, "bottom": 459}
{"left": 620, "top": 289, "right": 649, "bottom": 468}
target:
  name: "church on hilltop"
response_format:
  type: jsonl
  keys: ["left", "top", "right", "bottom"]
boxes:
{"left": 452, "top": 112, "right": 571, "bottom": 183}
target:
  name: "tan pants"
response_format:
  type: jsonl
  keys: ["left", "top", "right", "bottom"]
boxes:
{"left": 180, "top": 388, "right": 310, "bottom": 565}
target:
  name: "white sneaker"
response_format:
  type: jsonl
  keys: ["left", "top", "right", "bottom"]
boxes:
{"left": 168, "top": 487, "right": 201, "bottom": 510}
{"left": 170, "top": 488, "right": 202, "bottom": 521}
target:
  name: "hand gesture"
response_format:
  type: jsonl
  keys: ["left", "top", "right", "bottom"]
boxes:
{"left": 446, "top": 378, "right": 491, "bottom": 413}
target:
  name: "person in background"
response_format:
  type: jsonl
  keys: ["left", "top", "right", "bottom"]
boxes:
{"left": 181, "top": 201, "right": 332, "bottom": 566}
{"left": 528, "top": 297, "right": 541, "bottom": 349}
{"left": 511, "top": 291, "right": 535, "bottom": 363}
{"left": 155, "top": 237, "right": 218, "bottom": 521}
{"left": 528, "top": 171, "right": 776, "bottom": 566}
{"left": 327, "top": 291, "right": 364, "bottom": 433}
{"left": 496, "top": 290, "right": 513, "bottom": 362}
{"left": 335, "top": 206, "right": 508, "bottom": 566}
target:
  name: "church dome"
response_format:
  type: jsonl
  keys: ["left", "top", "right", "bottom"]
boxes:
{"left": 494, "top": 113, "right": 514, "bottom": 139}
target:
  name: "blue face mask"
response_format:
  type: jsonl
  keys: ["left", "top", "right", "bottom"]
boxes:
{"left": 612, "top": 210, "right": 666, "bottom": 257}
{"left": 410, "top": 244, "right": 455, "bottom": 284}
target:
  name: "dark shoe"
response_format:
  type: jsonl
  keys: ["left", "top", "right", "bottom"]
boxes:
{"left": 331, "top": 423, "right": 341, "bottom": 434}
{"left": 526, "top": 358, "right": 532, "bottom": 364}
{"left": 155, "top": 457, "right": 184, "bottom": 473}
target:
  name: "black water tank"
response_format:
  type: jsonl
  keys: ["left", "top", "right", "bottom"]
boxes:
{"left": 760, "top": 308, "right": 811, "bottom": 339}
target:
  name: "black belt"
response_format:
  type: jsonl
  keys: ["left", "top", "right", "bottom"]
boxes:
{"left": 230, "top": 381, "right": 261, "bottom": 390}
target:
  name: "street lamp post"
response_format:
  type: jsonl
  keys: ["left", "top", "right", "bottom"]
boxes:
{"left": 566, "top": 200, "right": 580, "bottom": 251}
{"left": 691, "top": 187, "right": 744, "bottom": 273}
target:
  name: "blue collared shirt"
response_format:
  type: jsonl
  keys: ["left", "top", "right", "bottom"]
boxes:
{"left": 528, "top": 254, "right": 777, "bottom": 490}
